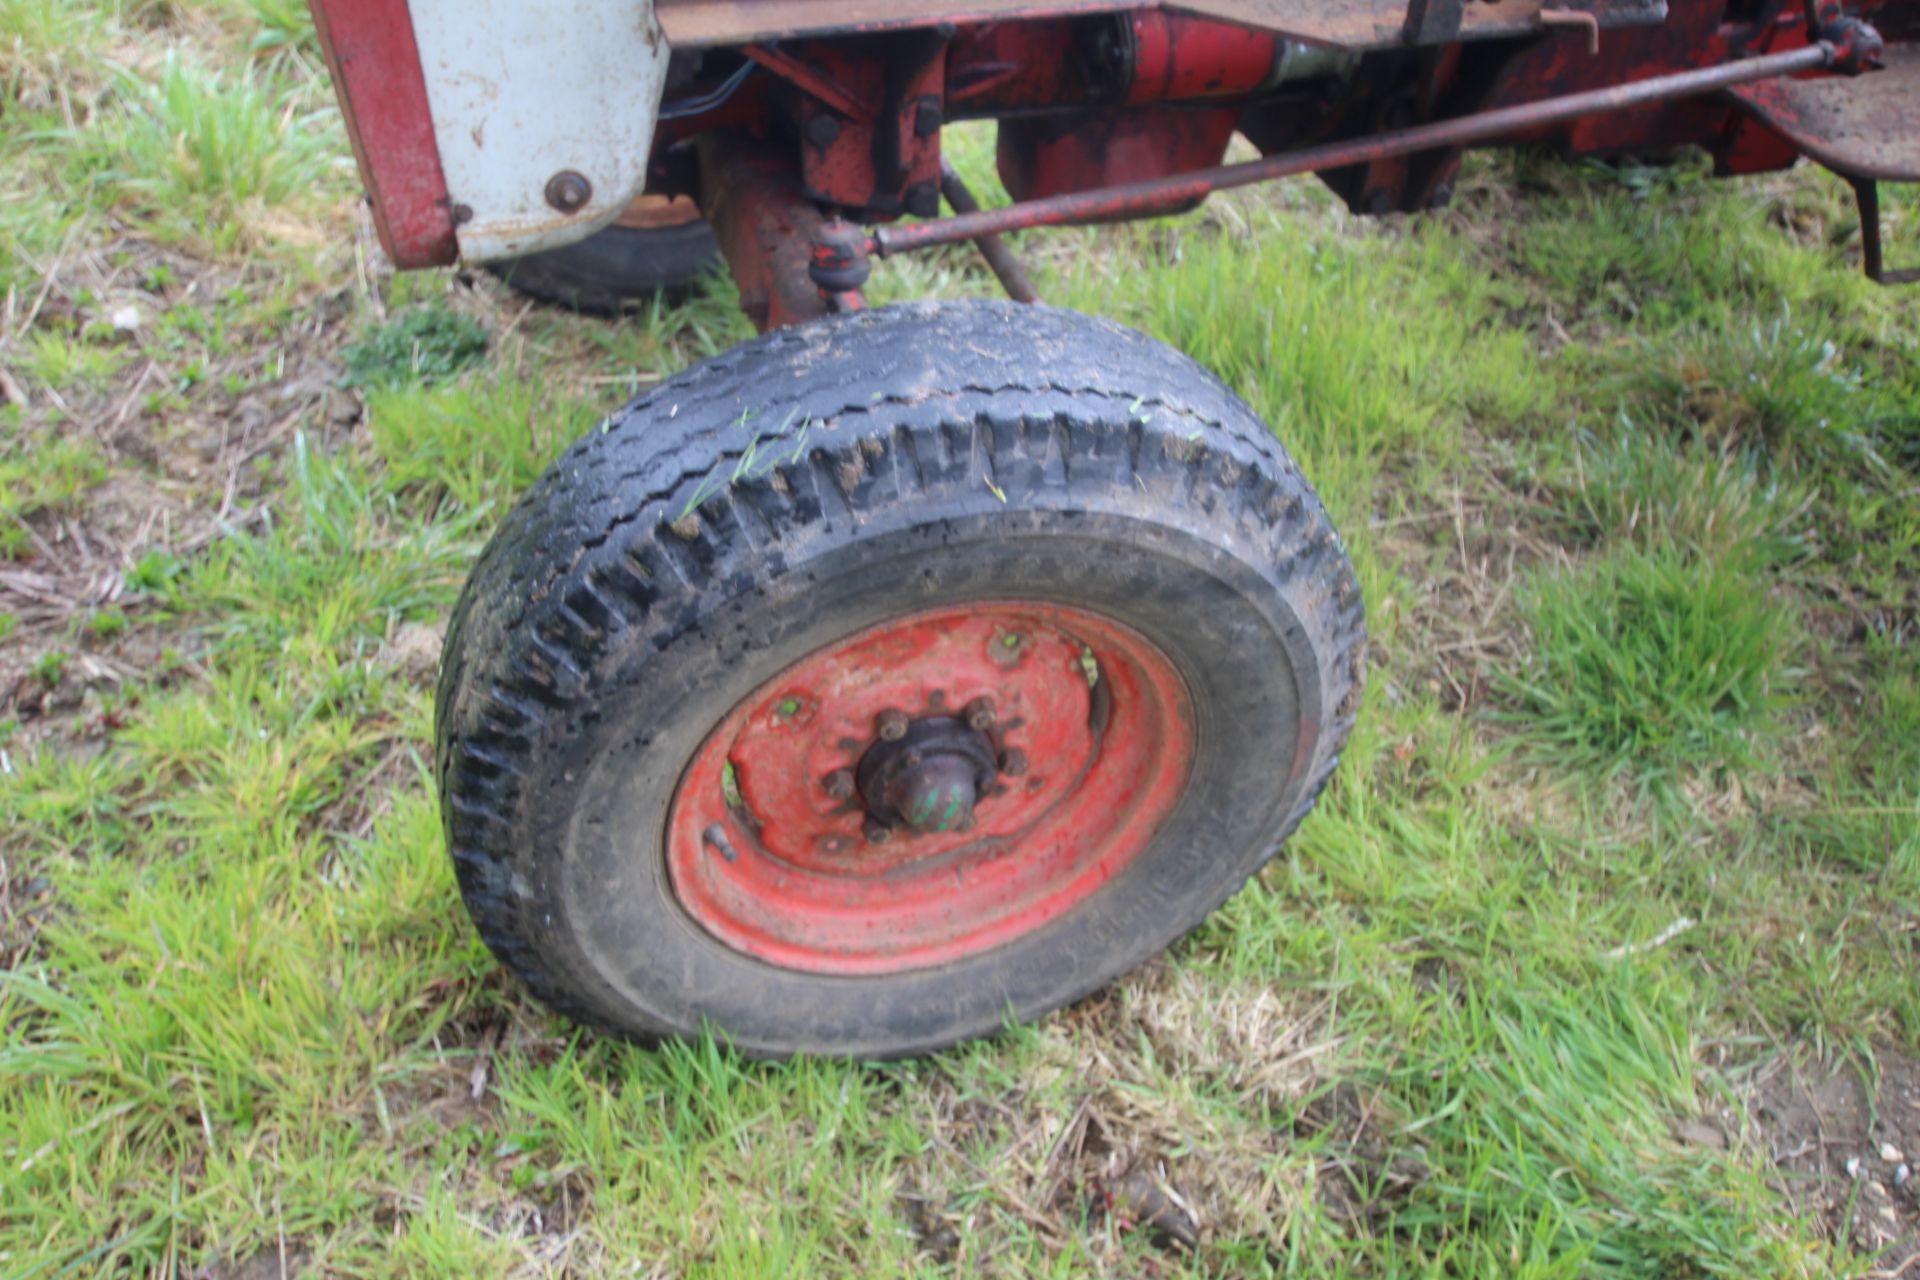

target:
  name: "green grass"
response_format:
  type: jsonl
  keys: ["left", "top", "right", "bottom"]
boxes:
{"left": 0, "top": 432, "right": 109, "bottom": 557}
{"left": 1499, "top": 546, "right": 1794, "bottom": 787}
{"left": 1538, "top": 424, "right": 1810, "bottom": 572}
{"left": 364, "top": 376, "right": 594, "bottom": 511}
{"left": 2, "top": 7, "right": 1918, "bottom": 1275}
{"left": 39, "top": 50, "right": 343, "bottom": 254}
{"left": 345, "top": 307, "right": 493, "bottom": 391}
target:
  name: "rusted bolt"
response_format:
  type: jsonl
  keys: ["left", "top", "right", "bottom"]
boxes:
{"left": 876, "top": 708, "right": 910, "bottom": 741}
{"left": 999, "top": 746, "right": 1029, "bottom": 777}
{"left": 805, "top": 111, "right": 842, "bottom": 148}
{"left": 864, "top": 819, "right": 892, "bottom": 845}
{"left": 823, "top": 769, "right": 855, "bottom": 801}
{"left": 903, "top": 180, "right": 941, "bottom": 219}
{"left": 990, "top": 631, "right": 1028, "bottom": 669}
{"left": 963, "top": 696, "right": 996, "bottom": 731}
{"left": 545, "top": 171, "right": 592, "bottom": 214}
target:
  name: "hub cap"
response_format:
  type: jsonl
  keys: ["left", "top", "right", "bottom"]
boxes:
{"left": 664, "top": 603, "right": 1195, "bottom": 975}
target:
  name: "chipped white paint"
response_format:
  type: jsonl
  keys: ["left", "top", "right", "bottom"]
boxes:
{"left": 409, "top": 0, "right": 670, "bottom": 261}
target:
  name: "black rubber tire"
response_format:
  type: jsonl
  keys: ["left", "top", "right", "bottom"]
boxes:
{"left": 483, "top": 219, "right": 719, "bottom": 314}
{"left": 436, "top": 300, "right": 1366, "bottom": 1059}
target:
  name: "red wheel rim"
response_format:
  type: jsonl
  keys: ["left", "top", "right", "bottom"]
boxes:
{"left": 664, "top": 603, "right": 1195, "bottom": 975}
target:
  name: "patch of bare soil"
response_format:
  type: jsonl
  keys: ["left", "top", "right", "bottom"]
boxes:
{"left": 0, "top": 855, "right": 57, "bottom": 971}
{"left": 1747, "top": 1049, "right": 1920, "bottom": 1269}
{"left": 1, "top": 245, "right": 360, "bottom": 760}
{"left": 1369, "top": 435, "right": 1556, "bottom": 721}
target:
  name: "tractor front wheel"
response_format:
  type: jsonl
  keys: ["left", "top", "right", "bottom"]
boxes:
{"left": 435, "top": 300, "right": 1364, "bottom": 1058}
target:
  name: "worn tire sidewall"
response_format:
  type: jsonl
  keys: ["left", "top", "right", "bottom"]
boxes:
{"left": 440, "top": 300, "right": 1365, "bottom": 1059}
{"left": 532, "top": 499, "right": 1323, "bottom": 1059}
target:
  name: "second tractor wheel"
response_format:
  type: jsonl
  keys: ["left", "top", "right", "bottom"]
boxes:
{"left": 436, "top": 300, "right": 1366, "bottom": 1058}
{"left": 483, "top": 196, "right": 719, "bottom": 313}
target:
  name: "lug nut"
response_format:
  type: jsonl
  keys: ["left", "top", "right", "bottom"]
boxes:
{"left": 963, "top": 696, "right": 996, "bottom": 731}
{"left": 999, "top": 746, "right": 1029, "bottom": 777}
{"left": 864, "top": 819, "right": 892, "bottom": 845}
{"left": 876, "top": 708, "right": 910, "bottom": 741}
{"left": 823, "top": 769, "right": 855, "bottom": 801}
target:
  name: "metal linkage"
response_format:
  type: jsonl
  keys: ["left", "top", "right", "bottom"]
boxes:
{"left": 871, "top": 41, "right": 1844, "bottom": 260}
{"left": 938, "top": 160, "right": 1039, "bottom": 305}
{"left": 1851, "top": 178, "right": 1919, "bottom": 286}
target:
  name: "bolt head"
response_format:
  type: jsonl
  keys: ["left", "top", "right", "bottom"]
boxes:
{"left": 876, "top": 708, "right": 910, "bottom": 741}
{"left": 823, "top": 769, "right": 855, "bottom": 801}
{"left": 805, "top": 112, "right": 843, "bottom": 148}
{"left": 863, "top": 819, "right": 892, "bottom": 845}
{"left": 903, "top": 181, "right": 941, "bottom": 219}
{"left": 544, "top": 171, "right": 592, "bottom": 215}
{"left": 963, "top": 696, "right": 996, "bottom": 731}
{"left": 999, "top": 746, "right": 1029, "bottom": 777}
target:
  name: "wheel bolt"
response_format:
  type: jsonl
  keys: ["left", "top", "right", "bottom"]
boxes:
{"left": 999, "top": 746, "right": 1028, "bottom": 777}
{"left": 823, "top": 769, "right": 855, "bottom": 801}
{"left": 864, "top": 819, "right": 892, "bottom": 845}
{"left": 876, "top": 708, "right": 910, "bottom": 741}
{"left": 963, "top": 696, "right": 996, "bottom": 731}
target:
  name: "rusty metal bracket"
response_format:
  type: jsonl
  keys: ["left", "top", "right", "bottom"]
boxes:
{"left": 1539, "top": 7, "right": 1600, "bottom": 54}
{"left": 1851, "top": 178, "right": 1919, "bottom": 286}
{"left": 697, "top": 131, "right": 838, "bottom": 331}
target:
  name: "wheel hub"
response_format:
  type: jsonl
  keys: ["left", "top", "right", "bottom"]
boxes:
{"left": 855, "top": 714, "right": 999, "bottom": 834}
{"left": 663, "top": 602, "right": 1195, "bottom": 975}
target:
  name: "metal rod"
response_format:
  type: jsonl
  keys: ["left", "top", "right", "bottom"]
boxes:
{"left": 876, "top": 42, "right": 1835, "bottom": 257}
{"left": 939, "top": 160, "right": 1040, "bottom": 304}
{"left": 1851, "top": 174, "right": 1920, "bottom": 286}
{"left": 1855, "top": 175, "right": 1886, "bottom": 281}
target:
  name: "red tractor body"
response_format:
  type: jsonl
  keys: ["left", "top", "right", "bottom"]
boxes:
{"left": 314, "top": 0, "right": 1917, "bottom": 307}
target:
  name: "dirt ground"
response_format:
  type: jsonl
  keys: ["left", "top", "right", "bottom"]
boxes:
{"left": 1747, "top": 1050, "right": 1920, "bottom": 1266}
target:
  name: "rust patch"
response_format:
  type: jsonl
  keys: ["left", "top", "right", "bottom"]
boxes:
{"left": 1729, "top": 43, "right": 1920, "bottom": 183}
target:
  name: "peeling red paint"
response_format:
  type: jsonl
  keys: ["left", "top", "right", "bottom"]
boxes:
{"left": 308, "top": 0, "right": 456, "bottom": 267}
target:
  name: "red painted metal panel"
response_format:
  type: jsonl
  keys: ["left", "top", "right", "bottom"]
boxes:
{"left": 309, "top": 0, "right": 457, "bottom": 267}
